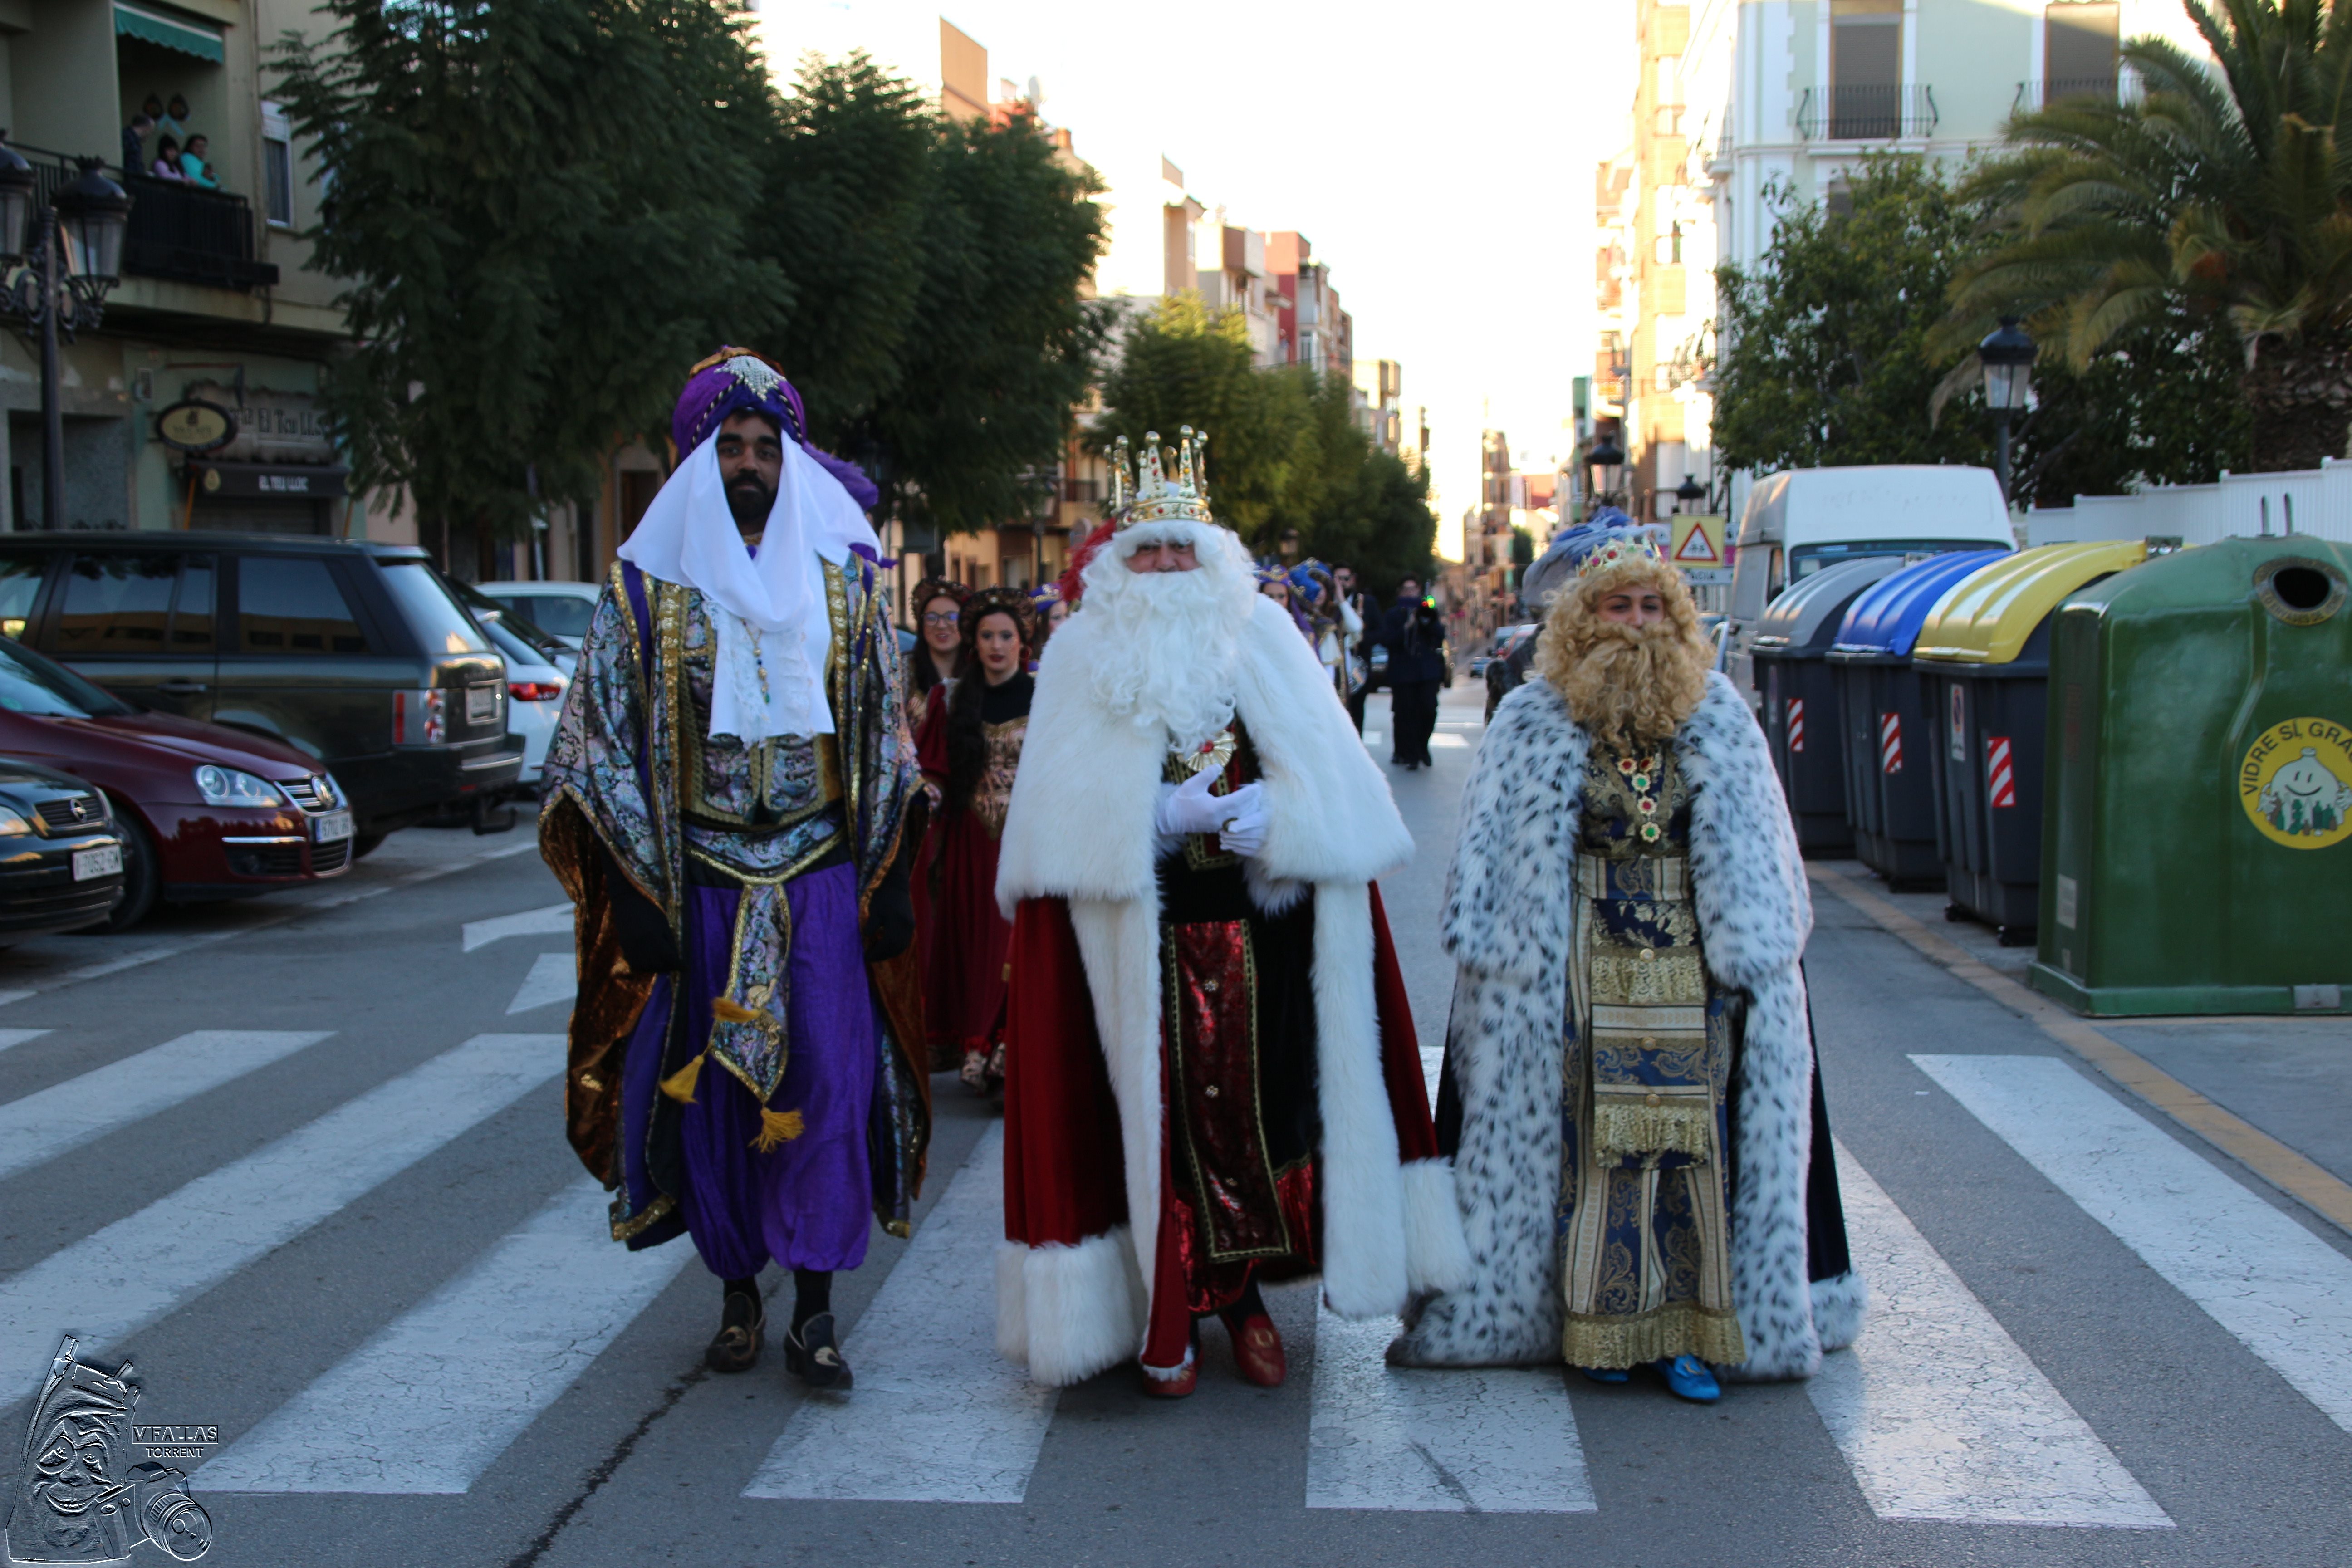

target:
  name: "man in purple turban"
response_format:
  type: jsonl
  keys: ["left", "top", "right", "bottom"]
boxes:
{"left": 540, "top": 347, "right": 929, "bottom": 1392}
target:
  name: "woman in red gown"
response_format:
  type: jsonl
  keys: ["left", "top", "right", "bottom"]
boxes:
{"left": 914, "top": 588, "right": 1035, "bottom": 1093}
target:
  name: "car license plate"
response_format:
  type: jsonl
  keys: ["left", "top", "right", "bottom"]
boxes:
{"left": 313, "top": 809, "right": 354, "bottom": 844}
{"left": 466, "top": 686, "right": 498, "bottom": 726}
{"left": 73, "top": 844, "right": 122, "bottom": 882}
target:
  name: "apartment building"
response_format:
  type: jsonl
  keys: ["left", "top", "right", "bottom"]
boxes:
{"left": 1267, "top": 231, "right": 1351, "bottom": 382}
{"left": 1627, "top": 0, "right": 2213, "bottom": 524}
{"left": 0, "top": 0, "right": 353, "bottom": 535}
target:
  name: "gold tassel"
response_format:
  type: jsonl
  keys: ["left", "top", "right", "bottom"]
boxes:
{"left": 751, "top": 1106, "right": 805, "bottom": 1152}
{"left": 712, "top": 996, "right": 765, "bottom": 1024}
{"left": 658, "top": 1050, "right": 707, "bottom": 1104}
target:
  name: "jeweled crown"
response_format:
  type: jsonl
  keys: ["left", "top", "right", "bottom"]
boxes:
{"left": 1107, "top": 427, "right": 1213, "bottom": 530}
{"left": 1577, "top": 530, "right": 1667, "bottom": 579}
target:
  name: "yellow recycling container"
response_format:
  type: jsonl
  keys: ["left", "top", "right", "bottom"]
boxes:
{"left": 1910, "top": 541, "right": 2152, "bottom": 941}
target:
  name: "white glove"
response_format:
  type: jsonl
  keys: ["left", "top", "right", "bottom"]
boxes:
{"left": 1154, "top": 768, "right": 1268, "bottom": 858}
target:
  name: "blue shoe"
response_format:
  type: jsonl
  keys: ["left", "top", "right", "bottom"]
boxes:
{"left": 1654, "top": 1355, "right": 1720, "bottom": 1402}
{"left": 1580, "top": 1366, "right": 1630, "bottom": 1383}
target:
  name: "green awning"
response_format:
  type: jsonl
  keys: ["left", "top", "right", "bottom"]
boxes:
{"left": 114, "top": 2, "right": 225, "bottom": 64}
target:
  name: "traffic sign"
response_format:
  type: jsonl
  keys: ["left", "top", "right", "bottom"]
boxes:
{"left": 1671, "top": 512, "right": 1729, "bottom": 583}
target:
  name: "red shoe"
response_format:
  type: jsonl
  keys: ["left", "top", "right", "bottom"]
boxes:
{"left": 1140, "top": 1350, "right": 1197, "bottom": 1399}
{"left": 1220, "top": 1309, "right": 1287, "bottom": 1387}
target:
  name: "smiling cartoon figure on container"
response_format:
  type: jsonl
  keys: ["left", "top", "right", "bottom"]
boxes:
{"left": 2243, "top": 717, "right": 2352, "bottom": 849}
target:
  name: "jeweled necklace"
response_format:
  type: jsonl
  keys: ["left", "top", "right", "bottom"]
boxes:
{"left": 1617, "top": 752, "right": 1663, "bottom": 843}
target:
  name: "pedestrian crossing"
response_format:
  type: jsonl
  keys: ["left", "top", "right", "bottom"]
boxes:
{"left": 5, "top": 1029, "right": 2351, "bottom": 1521}
{"left": 506, "top": 952, "right": 576, "bottom": 1014}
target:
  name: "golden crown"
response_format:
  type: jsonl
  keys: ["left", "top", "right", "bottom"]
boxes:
{"left": 1107, "top": 427, "right": 1214, "bottom": 530}
{"left": 1577, "top": 530, "right": 1667, "bottom": 579}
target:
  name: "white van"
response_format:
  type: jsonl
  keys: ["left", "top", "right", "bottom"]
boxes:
{"left": 1726, "top": 465, "right": 2014, "bottom": 697}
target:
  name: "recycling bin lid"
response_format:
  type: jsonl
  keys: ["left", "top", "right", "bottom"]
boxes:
{"left": 1830, "top": 548, "right": 2011, "bottom": 657}
{"left": 1912, "top": 539, "right": 2149, "bottom": 665}
{"left": 1750, "top": 554, "right": 1906, "bottom": 655}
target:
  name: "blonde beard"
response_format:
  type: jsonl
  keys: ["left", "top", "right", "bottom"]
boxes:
{"left": 1077, "top": 524, "right": 1259, "bottom": 752}
{"left": 1545, "top": 617, "right": 1710, "bottom": 754}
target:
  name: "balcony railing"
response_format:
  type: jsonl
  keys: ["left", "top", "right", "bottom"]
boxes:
{"left": 1795, "top": 84, "right": 1939, "bottom": 142}
{"left": 14, "top": 143, "right": 279, "bottom": 292}
{"left": 2013, "top": 76, "right": 2129, "bottom": 113}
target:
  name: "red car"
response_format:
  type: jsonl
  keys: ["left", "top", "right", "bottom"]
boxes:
{"left": 0, "top": 635, "right": 353, "bottom": 929}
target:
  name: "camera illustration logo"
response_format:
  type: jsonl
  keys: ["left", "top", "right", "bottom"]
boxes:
{"left": 4, "top": 1338, "right": 211, "bottom": 1566}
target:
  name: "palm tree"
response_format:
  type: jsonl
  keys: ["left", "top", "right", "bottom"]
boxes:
{"left": 1942, "top": 0, "right": 2352, "bottom": 471}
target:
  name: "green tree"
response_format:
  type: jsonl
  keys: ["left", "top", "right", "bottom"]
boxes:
{"left": 1938, "top": 0, "right": 2332, "bottom": 470}
{"left": 1715, "top": 154, "right": 2244, "bottom": 505}
{"left": 862, "top": 111, "right": 1109, "bottom": 542}
{"left": 272, "top": 0, "right": 782, "bottom": 564}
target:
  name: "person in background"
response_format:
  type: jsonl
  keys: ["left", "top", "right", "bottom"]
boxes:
{"left": 122, "top": 114, "right": 153, "bottom": 175}
{"left": 905, "top": 576, "right": 969, "bottom": 707}
{"left": 1380, "top": 576, "right": 1446, "bottom": 770}
{"left": 179, "top": 134, "right": 220, "bottom": 191}
{"left": 1026, "top": 583, "right": 1067, "bottom": 665}
{"left": 150, "top": 135, "right": 187, "bottom": 183}
{"left": 1332, "top": 563, "right": 1375, "bottom": 734}
{"left": 158, "top": 94, "right": 189, "bottom": 142}
{"left": 913, "top": 587, "right": 1035, "bottom": 1094}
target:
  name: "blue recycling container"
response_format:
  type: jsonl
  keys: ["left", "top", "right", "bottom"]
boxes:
{"left": 1750, "top": 555, "right": 1906, "bottom": 855}
{"left": 1826, "top": 550, "right": 2011, "bottom": 887}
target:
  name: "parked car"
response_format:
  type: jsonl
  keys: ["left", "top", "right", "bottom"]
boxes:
{"left": 449, "top": 582, "right": 571, "bottom": 788}
{"left": 0, "top": 636, "right": 353, "bottom": 928}
{"left": 474, "top": 580, "right": 602, "bottom": 653}
{"left": 0, "top": 755, "right": 125, "bottom": 940}
{"left": 1724, "top": 466, "right": 2016, "bottom": 698}
{"left": 0, "top": 535, "right": 524, "bottom": 852}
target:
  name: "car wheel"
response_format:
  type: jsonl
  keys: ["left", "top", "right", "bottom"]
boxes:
{"left": 87, "top": 807, "right": 159, "bottom": 933}
{"left": 351, "top": 832, "right": 386, "bottom": 860}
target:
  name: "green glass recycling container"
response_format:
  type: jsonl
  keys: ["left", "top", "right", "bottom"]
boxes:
{"left": 2030, "top": 538, "right": 2352, "bottom": 1016}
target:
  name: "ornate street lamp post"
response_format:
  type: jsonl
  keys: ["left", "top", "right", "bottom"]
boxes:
{"left": 1977, "top": 316, "right": 2037, "bottom": 507}
{"left": 1675, "top": 472, "right": 1706, "bottom": 514}
{"left": 1584, "top": 435, "right": 1625, "bottom": 515}
{"left": 0, "top": 141, "right": 131, "bottom": 529}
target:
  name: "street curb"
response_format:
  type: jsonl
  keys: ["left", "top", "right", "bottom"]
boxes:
{"left": 1808, "top": 862, "right": 2352, "bottom": 1240}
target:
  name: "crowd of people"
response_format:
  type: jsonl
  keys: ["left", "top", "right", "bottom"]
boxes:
{"left": 539, "top": 353, "right": 1861, "bottom": 1412}
{"left": 122, "top": 96, "right": 223, "bottom": 190}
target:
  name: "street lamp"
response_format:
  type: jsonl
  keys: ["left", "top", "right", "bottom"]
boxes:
{"left": 0, "top": 147, "right": 130, "bottom": 530}
{"left": 1585, "top": 435, "right": 1625, "bottom": 513}
{"left": 1675, "top": 473, "right": 1706, "bottom": 513}
{"left": 1977, "top": 316, "right": 2036, "bottom": 506}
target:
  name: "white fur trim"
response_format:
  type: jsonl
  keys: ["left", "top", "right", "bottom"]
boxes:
{"left": 1401, "top": 1157, "right": 1475, "bottom": 1294}
{"left": 997, "top": 1228, "right": 1147, "bottom": 1386}
{"left": 1313, "top": 881, "right": 1410, "bottom": 1319}
{"left": 1064, "top": 898, "right": 1167, "bottom": 1330}
{"left": 1810, "top": 1270, "right": 1868, "bottom": 1355}
{"left": 1139, "top": 1342, "right": 1196, "bottom": 1380}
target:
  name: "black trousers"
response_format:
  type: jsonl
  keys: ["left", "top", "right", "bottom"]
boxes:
{"left": 1346, "top": 685, "right": 1368, "bottom": 734}
{"left": 1390, "top": 679, "right": 1440, "bottom": 764}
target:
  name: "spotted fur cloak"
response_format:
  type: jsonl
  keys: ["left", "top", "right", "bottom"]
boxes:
{"left": 1394, "top": 671, "right": 1866, "bottom": 1379}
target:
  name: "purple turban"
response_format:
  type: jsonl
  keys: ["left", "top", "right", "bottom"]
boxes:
{"left": 671, "top": 347, "right": 880, "bottom": 511}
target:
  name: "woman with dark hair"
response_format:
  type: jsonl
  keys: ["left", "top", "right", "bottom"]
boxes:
{"left": 912, "top": 587, "right": 1035, "bottom": 1092}
{"left": 906, "top": 576, "right": 970, "bottom": 706}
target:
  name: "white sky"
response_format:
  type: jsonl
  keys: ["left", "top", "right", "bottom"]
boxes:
{"left": 750, "top": 0, "right": 1636, "bottom": 559}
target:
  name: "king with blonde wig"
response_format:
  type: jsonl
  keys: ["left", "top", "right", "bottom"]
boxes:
{"left": 1534, "top": 535, "right": 1714, "bottom": 755}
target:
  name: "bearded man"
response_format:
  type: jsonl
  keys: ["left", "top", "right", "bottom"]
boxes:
{"left": 994, "top": 431, "right": 1470, "bottom": 1397}
{"left": 1390, "top": 528, "right": 1863, "bottom": 1402}
{"left": 541, "top": 348, "right": 928, "bottom": 1393}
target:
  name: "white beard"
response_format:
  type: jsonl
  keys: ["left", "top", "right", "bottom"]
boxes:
{"left": 1077, "top": 524, "right": 1258, "bottom": 753}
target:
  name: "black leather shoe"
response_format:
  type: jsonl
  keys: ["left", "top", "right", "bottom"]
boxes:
{"left": 706, "top": 1290, "right": 764, "bottom": 1373}
{"left": 785, "top": 1311, "right": 853, "bottom": 1390}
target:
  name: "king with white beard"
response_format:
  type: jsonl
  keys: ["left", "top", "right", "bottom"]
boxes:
{"left": 993, "top": 431, "right": 1472, "bottom": 1398}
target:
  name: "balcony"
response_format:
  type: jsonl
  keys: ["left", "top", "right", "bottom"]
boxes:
{"left": 16, "top": 144, "right": 278, "bottom": 293}
{"left": 1795, "top": 84, "right": 1939, "bottom": 142}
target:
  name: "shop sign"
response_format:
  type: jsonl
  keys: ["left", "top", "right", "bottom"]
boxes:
{"left": 2239, "top": 715, "right": 2352, "bottom": 849}
{"left": 155, "top": 399, "right": 237, "bottom": 453}
{"left": 186, "top": 380, "right": 337, "bottom": 464}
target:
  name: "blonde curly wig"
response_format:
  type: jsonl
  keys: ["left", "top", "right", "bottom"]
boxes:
{"left": 1533, "top": 554, "right": 1712, "bottom": 752}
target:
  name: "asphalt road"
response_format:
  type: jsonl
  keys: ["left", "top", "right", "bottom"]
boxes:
{"left": 5, "top": 680, "right": 2352, "bottom": 1567}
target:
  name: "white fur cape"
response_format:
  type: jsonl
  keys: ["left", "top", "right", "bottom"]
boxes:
{"left": 1393, "top": 671, "right": 1866, "bottom": 1379}
{"left": 993, "top": 593, "right": 1474, "bottom": 1385}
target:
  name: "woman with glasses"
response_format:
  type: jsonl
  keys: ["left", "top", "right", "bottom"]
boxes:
{"left": 906, "top": 577, "right": 970, "bottom": 706}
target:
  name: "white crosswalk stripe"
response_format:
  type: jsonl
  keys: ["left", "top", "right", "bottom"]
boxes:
{"left": 745, "top": 1123, "right": 1059, "bottom": 1504}
{"left": 506, "top": 952, "right": 576, "bottom": 1014}
{"left": 463, "top": 903, "right": 572, "bottom": 952}
{"left": 0, "top": 1028, "right": 49, "bottom": 1056}
{"left": 200, "top": 1178, "right": 688, "bottom": 1494}
{"left": 1307, "top": 1305, "right": 1594, "bottom": 1513}
{"left": 1916, "top": 1052, "right": 2352, "bottom": 1437}
{"left": 0, "top": 1030, "right": 329, "bottom": 1185}
{"left": 0, "top": 1033, "right": 563, "bottom": 1398}
{"left": 1809, "top": 1142, "right": 2170, "bottom": 1528}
